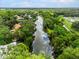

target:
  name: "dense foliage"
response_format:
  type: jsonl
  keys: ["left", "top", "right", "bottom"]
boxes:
{"left": 72, "top": 21, "right": 79, "bottom": 31}
{"left": 5, "top": 43, "right": 46, "bottom": 59}
{"left": 57, "top": 47, "right": 79, "bottom": 59}
{"left": 0, "top": 9, "right": 79, "bottom": 59}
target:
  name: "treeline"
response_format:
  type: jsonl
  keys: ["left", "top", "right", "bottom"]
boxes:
{"left": 53, "top": 8, "right": 79, "bottom": 17}
{"left": 0, "top": 8, "right": 79, "bottom": 16}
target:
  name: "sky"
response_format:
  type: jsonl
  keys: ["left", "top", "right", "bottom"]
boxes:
{"left": 0, "top": 0, "right": 79, "bottom": 8}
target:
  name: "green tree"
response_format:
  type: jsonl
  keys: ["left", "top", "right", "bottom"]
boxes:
{"left": 72, "top": 21, "right": 79, "bottom": 31}
{"left": 57, "top": 47, "right": 79, "bottom": 59}
{"left": 0, "top": 25, "right": 12, "bottom": 45}
{"left": 5, "top": 43, "right": 46, "bottom": 59}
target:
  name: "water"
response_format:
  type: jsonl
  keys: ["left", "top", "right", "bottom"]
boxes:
{"left": 32, "top": 16, "right": 54, "bottom": 59}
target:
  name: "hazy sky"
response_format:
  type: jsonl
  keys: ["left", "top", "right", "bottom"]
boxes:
{"left": 0, "top": 0, "right": 79, "bottom": 8}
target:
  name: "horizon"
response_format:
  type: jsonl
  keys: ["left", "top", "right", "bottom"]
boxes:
{"left": 0, "top": 0, "right": 79, "bottom": 8}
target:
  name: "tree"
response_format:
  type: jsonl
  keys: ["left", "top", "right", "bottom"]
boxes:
{"left": 5, "top": 43, "right": 46, "bottom": 59}
{"left": 72, "top": 21, "right": 79, "bottom": 31}
{"left": 0, "top": 25, "right": 12, "bottom": 45}
{"left": 57, "top": 47, "right": 79, "bottom": 59}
